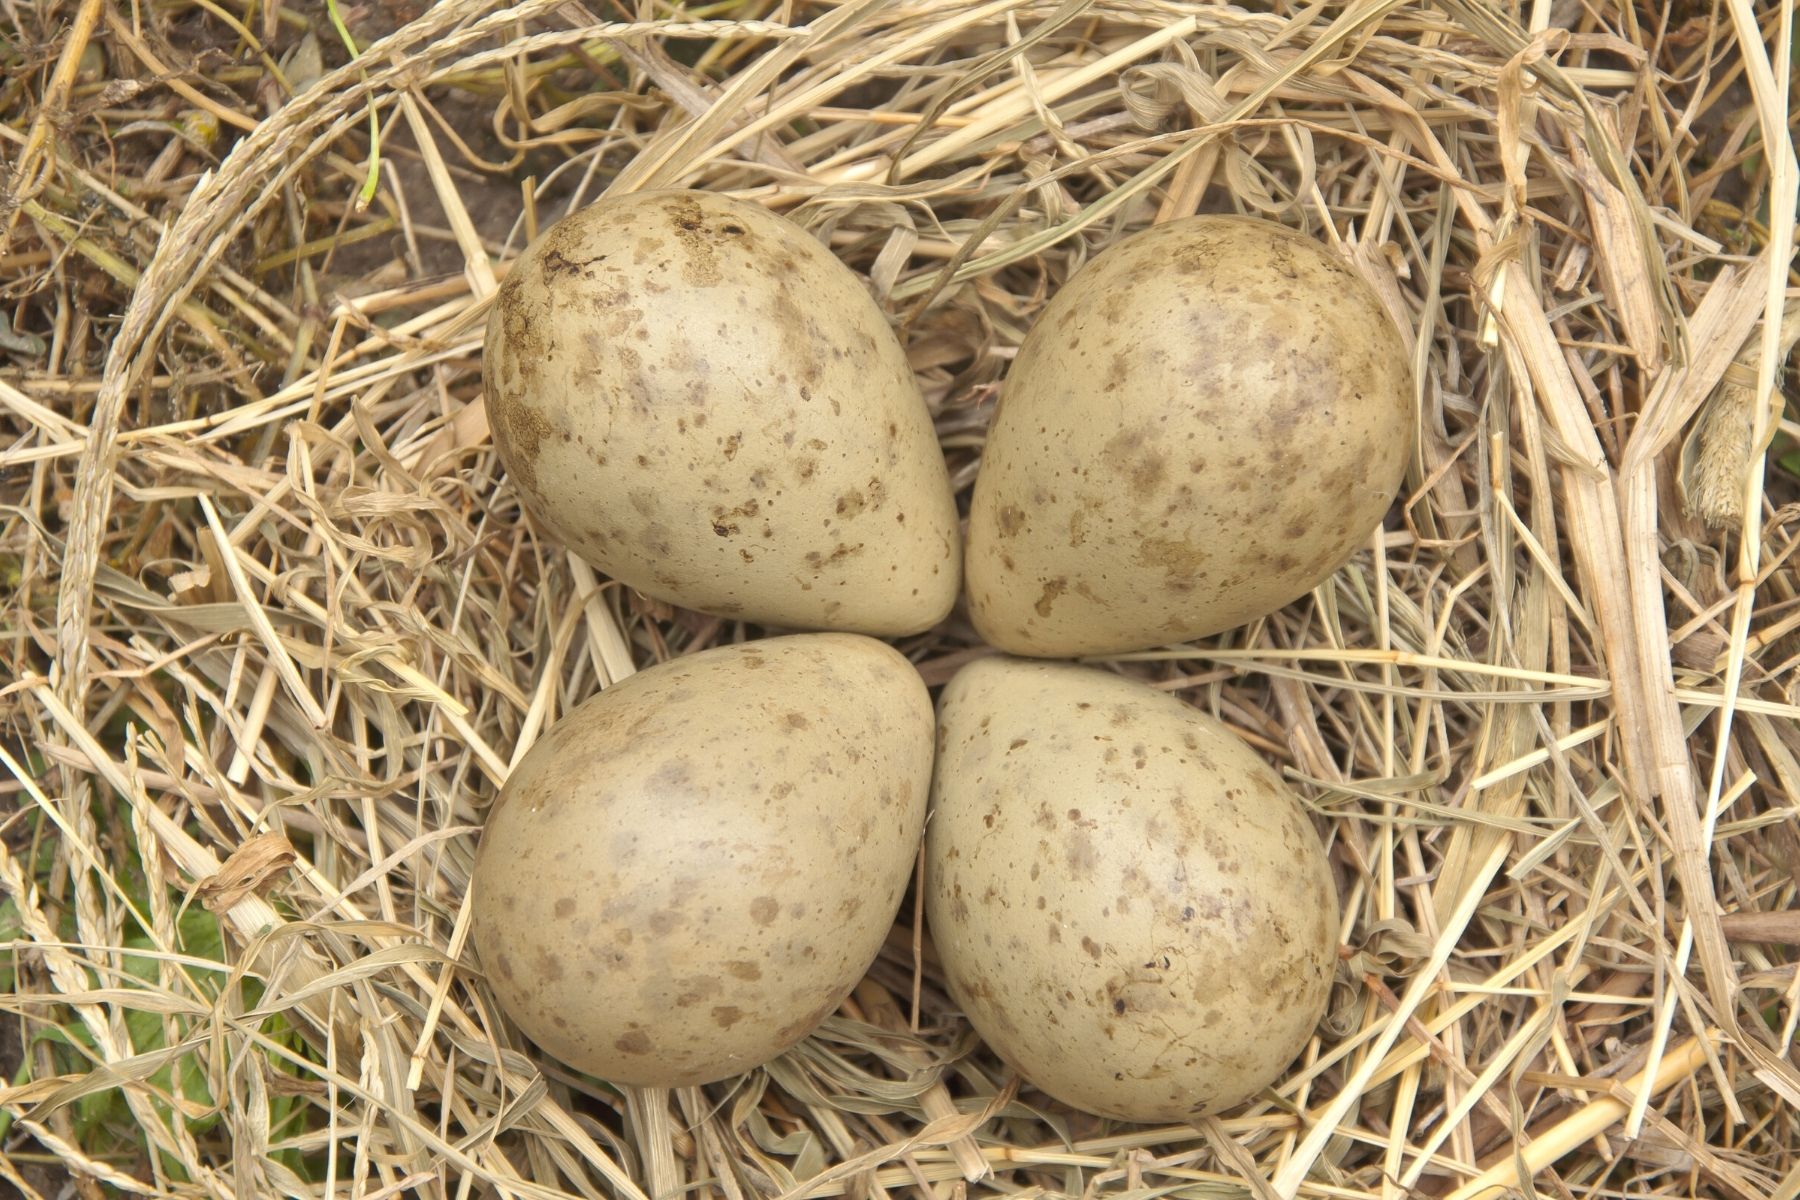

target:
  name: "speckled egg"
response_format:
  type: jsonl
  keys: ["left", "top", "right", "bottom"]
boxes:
{"left": 925, "top": 657, "right": 1338, "bottom": 1121}
{"left": 966, "top": 215, "right": 1413, "bottom": 656}
{"left": 485, "top": 189, "right": 960, "bottom": 635}
{"left": 471, "top": 634, "right": 933, "bottom": 1087}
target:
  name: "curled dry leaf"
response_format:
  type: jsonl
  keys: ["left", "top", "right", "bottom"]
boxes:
{"left": 1324, "top": 918, "right": 1437, "bottom": 1038}
{"left": 196, "top": 831, "right": 298, "bottom": 913}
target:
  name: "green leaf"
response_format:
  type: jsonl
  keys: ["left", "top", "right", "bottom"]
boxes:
{"left": 120, "top": 906, "right": 226, "bottom": 1132}
{"left": 0, "top": 898, "right": 20, "bottom": 993}
{"left": 323, "top": 0, "right": 380, "bottom": 207}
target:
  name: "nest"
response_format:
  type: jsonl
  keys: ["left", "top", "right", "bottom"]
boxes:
{"left": 3, "top": 0, "right": 1799, "bottom": 1197}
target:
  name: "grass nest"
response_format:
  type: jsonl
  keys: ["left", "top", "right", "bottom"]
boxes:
{"left": 3, "top": 0, "right": 1800, "bottom": 1197}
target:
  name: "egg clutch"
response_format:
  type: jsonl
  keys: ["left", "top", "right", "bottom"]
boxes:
{"left": 472, "top": 190, "right": 1413, "bottom": 1121}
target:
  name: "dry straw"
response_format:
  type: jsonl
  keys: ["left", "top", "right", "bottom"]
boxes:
{"left": 2, "top": 0, "right": 1799, "bottom": 1197}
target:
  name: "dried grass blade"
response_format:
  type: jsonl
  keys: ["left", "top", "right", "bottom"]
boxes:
{"left": 1441, "top": 1031, "right": 1718, "bottom": 1200}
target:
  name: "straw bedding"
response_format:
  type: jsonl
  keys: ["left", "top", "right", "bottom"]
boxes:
{"left": 1, "top": 0, "right": 1798, "bottom": 1197}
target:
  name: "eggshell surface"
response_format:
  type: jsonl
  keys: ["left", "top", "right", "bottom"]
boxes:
{"left": 926, "top": 657, "right": 1338, "bottom": 1120}
{"left": 485, "top": 189, "right": 960, "bottom": 635}
{"left": 471, "top": 633, "right": 934, "bottom": 1087}
{"left": 966, "top": 215, "right": 1413, "bottom": 655}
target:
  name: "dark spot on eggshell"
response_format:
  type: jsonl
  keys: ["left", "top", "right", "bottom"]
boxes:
{"left": 804, "top": 543, "right": 864, "bottom": 569}
{"left": 750, "top": 896, "right": 780, "bottom": 925}
{"left": 775, "top": 996, "right": 843, "bottom": 1045}
{"left": 539, "top": 246, "right": 589, "bottom": 280}
{"left": 487, "top": 388, "right": 554, "bottom": 496}
{"left": 666, "top": 196, "right": 724, "bottom": 286}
